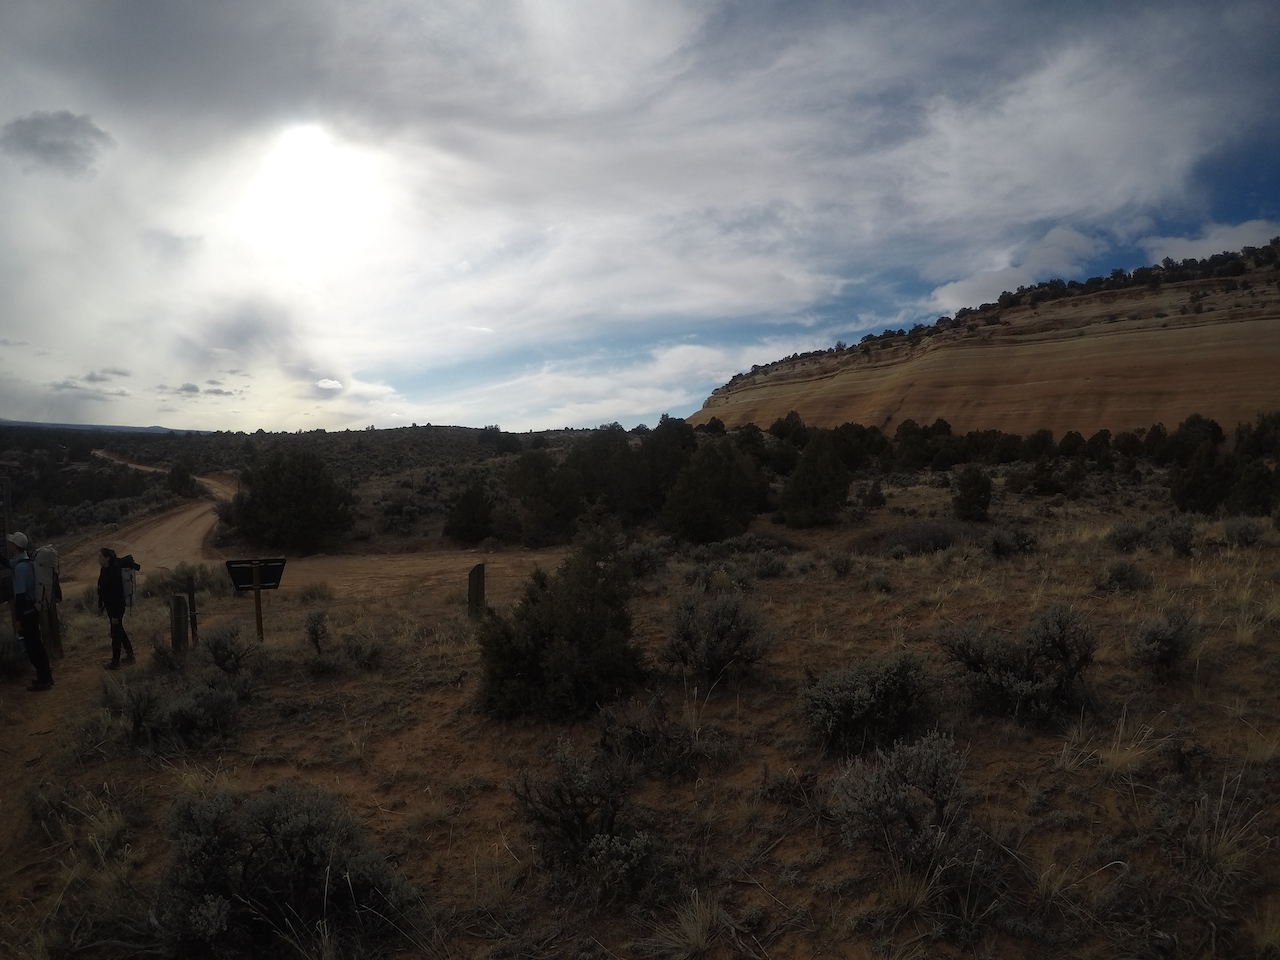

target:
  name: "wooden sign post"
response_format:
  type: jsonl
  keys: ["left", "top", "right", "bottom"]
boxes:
{"left": 225, "top": 559, "right": 287, "bottom": 642}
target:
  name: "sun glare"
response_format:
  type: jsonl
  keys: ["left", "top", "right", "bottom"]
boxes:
{"left": 236, "top": 125, "right": 387, "bottom": 268}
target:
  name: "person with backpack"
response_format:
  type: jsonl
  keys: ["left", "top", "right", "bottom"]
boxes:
{"left": 6, "top": 532, "right": 54, "bottom": 691}
{"left": 97, "top": 548, "right": 138, "bottom": 670}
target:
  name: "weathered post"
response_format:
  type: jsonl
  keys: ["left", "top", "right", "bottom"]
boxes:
{"left": 252, "top": 561, "right": 264, "bottom": 642}
{"left": 468, "top": 563, "right": 485, "bottom": 619}
{"left": 171, "top": 593, "right": 189, "bottom": 651}
{"left": 186, "top": 574, "right": 199, "bottom": 645}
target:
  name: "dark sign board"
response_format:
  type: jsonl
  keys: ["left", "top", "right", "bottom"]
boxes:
{"left": 225, "top": 559, "right": 287, "bottom": 592}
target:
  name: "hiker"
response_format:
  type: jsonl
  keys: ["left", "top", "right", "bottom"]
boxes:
{"left": 6, "top": 532, "right": 54, "bottom": 691}
{"left": 97, "top": 547, "right": 136, "bottom": 670}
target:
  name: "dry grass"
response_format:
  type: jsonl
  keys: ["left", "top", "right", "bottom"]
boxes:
{"left": 5, "top": 464, "right": 1280, "bottom": 960}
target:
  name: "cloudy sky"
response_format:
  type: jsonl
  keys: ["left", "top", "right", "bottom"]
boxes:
{"left": 1, "top": 1, "right": 1277, "bottom": 432}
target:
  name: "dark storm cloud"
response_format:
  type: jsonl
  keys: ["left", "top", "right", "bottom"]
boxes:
{"left": 0, "top": 110, "right": 114, "bottom": 176}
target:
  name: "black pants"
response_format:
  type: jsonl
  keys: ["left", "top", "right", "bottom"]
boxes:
{"left": 106, "top": 608, "right": 133, "bottom": 664}
{"left": 20, "top": 607, "right": 53, "bottom": 685}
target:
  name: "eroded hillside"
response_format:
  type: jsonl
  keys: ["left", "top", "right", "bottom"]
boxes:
{"left": 691, "top": 266, "right": 1280, "bottom": 437}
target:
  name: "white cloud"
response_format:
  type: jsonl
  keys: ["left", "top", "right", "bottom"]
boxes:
{"left": 928, "top": 226, "right": 1106, "bottom": 313}
{"left": 1139, "top": 220, "right": 1280, "bottom": 264}
{"left": 0, "top": 1, "right": 1275, "bottom": 429}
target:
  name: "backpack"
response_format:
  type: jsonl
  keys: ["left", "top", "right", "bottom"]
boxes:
{"left": 32, "top": 545, "right": 62, "bottom": 612}
{"left": 118, "top": 554, "right": 141, "bottom": 608}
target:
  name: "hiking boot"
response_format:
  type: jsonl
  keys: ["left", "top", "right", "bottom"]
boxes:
{"left": 102, "top": 660, "right": 120, "bottom": 671}
{"left": 28, "top": 680, "right": 53, "bottom": 692}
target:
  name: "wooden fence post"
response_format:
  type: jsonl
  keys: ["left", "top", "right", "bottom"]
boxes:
{"left": 468, "top": 563, "right": 485, "bottom": 619}
{"left": 171, "top": 594, "right": 189, "bottom": 652}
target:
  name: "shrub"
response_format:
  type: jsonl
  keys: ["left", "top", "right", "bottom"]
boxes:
{"left": 1130, "top": 609, "right": 1195, "bottom": 681}
{"left": 1096, "top": 559, "right": 1154, "bottom": 593}
{"left": 666, "top": 590, "right": 770, "bottom": 682}
{"left": 1106, "top": 522, "right": 1146, "bottom": 554}
{"left": 512, "top": 743, "right": 636, "bottom": 873}
{"left": 938, "top": 606, "right": 1096, "bottom": 725}
{"left": 882, "top": 520, "right": 972, "bottom": 556}
{"left": 304, "top": 610, "right": 330, "bottom": 654}
{"left": 776, "top": 430, "right": 850, "bottom": 528}
{"left": 802, "top": 653, "right": 933, "bottom": 753}
{"left": 833, "top": 730, "right": 969, "bottom": 863}
{"left": 860, "top": 480, "right": 886, "bottom": 510}
{"left": 162, "top": 684, "right": 239, "bottom": 744}
{"left": 478, "top": 528, "right": 643, "bottom": 719}
{"left": 443, "top": 480, "right": 493, "bottom": 544}
{"left": 344, "top": 632, "right": 385, "bottom": 670}
{"left": 660, "top": 440, "right": 757, "bottom": 545}
{"left": 749, "top": 550, "right": 788, "bottom": 579}
{"left": 952, "top": 465, "right": 992, "bottom": 521}
{"left": 156, "top": 784, "right": 413, "bottom": 958}
{"left": 622, "top": 537, "right": 674, "bottom": 578}
{"left": 203, "top": 625, "right": 254, "bottom": 677}
{"left": 987, "top": 526, "right": 1037, "bottom": 558}
{"left": 232, "top": 448, "right": 354, "bottom": 554}
{"left": 824, "top": 550, "right": 854, "bottom": 577}
{"left": 835, "top": 732, "right": 1001, "bottom": 949}
{"left": 1223, "top": 517, "right": 1262, "bottom": 548}
{"left": 599, "top": 695, "right": 700, "bottom": 778}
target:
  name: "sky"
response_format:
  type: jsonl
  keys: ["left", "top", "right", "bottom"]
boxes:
{"left": 0, "top": 1, "right": 1278, "bottom": 433}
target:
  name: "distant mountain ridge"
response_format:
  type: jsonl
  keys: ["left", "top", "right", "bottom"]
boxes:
{"left": 691, "top": 241, "right": 1280, "bottom": 438}
{"left": 0, "top": 418, "right": 199, "bottom": 434}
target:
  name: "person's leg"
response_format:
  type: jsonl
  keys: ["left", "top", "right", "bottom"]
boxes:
{"left": 107, "top": 617, "right": 132, "bottom": 665}
{"left": 118, "top": 616, "right": 135, "bottom": 662}
{"left": 21, "top": 610, "right": 53, "bottom": 689}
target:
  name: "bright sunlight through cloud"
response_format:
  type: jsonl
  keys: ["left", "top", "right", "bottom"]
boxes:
{"left": 235, "top": 125, "right": 389, "bottom": 272}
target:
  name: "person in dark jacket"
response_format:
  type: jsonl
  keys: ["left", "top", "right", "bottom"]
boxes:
{"left": 97, "top": 547, "right": 136, "bottom": 670}
{"left": 7, "top": 531, "right": 53, "bottom": 691}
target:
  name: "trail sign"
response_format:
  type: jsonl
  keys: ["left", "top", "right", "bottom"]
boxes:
{"left": 225, "top": 558, "right": 287, "bottom": 592}
{"left": 226, "top": 558, "right": 286, "bottom": 641}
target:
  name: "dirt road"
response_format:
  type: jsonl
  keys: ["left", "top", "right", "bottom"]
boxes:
{"left": 58, "top": 455, "right": 239, "bottom": 588}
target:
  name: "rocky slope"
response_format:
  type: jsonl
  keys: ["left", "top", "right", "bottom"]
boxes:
{"left": 690, "top": 266, "right": 1280, "bottom": 437}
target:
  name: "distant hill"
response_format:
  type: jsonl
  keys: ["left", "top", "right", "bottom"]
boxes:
{"left": 0, "top": 418, "right": 197, "bottom": 434}
{"left": 691, "top": 242, "right": 1280, "bottom": 437}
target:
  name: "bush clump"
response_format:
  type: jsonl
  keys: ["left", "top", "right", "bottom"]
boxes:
{"left": 1223, "top": 517, "right": 1263, "bottom": 548}
{"left": 1129, "top": 609, "right": 1195, "bottom": 681}
{"left": 802, "top": 652, "right": 933, "bottom": 754}
{"left": 833, "top": 730, "right": 969, "bottom": 865}
{"left": 478, "top": 528, "right": 643, "bottom": 719}
{"left": 666, "top": 590, "right": 771, "bottom": 682}
{"left": 156, "top": 784, "right": 413, "bottom": 958}
{"left": 938, "top": 606, "right": 1097, "bottom": 725}
{"left": 775, "top": 430, "right": 850, "bottom": 528}
{"left": 952, "top": 465, "right": 993, "bottom": 522}
{"left": 1096, "top": 559, "right": 1154, "bottom": 593}
{"left": 512, "top": 743, "right": 651, "bottom": 897}
{"left": 231, "top": 447, "right": 354, "bottom": 554}
{"left": 662, "top": 439, "right": 766, "bottom": 544}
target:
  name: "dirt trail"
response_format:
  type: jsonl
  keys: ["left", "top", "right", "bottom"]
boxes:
{"left": 57, "top": 453, "right": 239, "bottom": 588}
